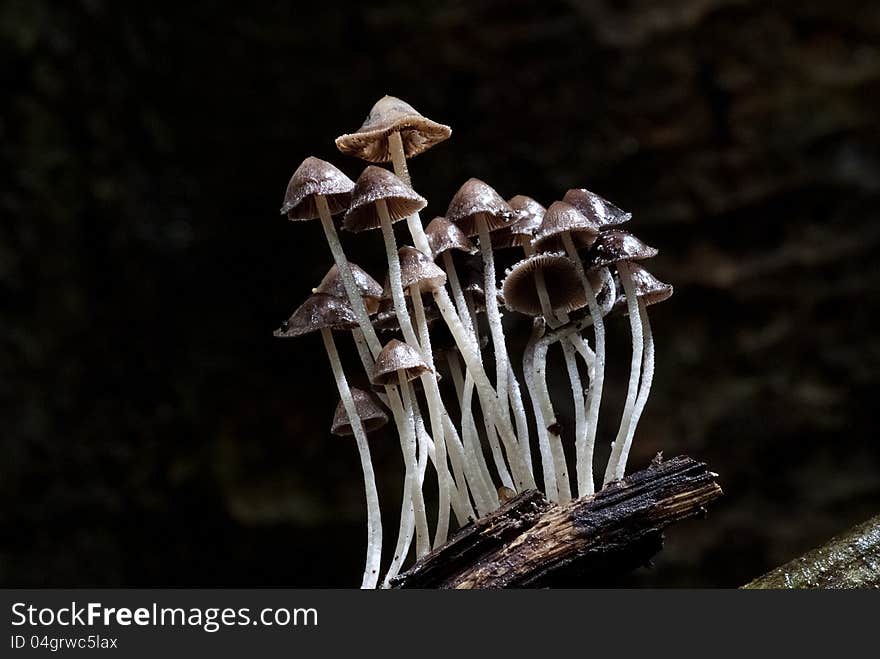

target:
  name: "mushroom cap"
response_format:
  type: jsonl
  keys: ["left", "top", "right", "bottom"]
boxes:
{"left": 330, "top": 388, "right": 389, "bottom": 437}
{"left": 313, "top": 263, "right": 383, "bottom": 315}
{"left": 532, "top": 201, "right": 600, "bottom": 252}
{"left": 281, "top": 157, "right": 355, "bottom": 221}
{"left": 613, "top": 263, "right": 673, "bottom": 312}
{"left": 562, "top": 188, "right": 632, "bottom": 228}
{"left": 398, "top": 245, "right": 448, "bottom": 293}
{"left": 372, "top": 295, "right": 441, "bottom": 334}
{"left": 492, "top": 195, "right": 547, "bottom": 249}
{"left": 371, "top": 339, "right": 431, "bottom": 385}
{"left": 335, "top": 95, "right": 452, "bottom": 163}
{"left": 274, "top": 293, "right": 358, "bottom": 337}
{"left": 586, "top": 230, "right": 659, "bottom": 269}
{"left": 343, "top": 166, "right": 427, "bottom": 233}
{"left": 425, "top": 216, "right": 477, "bottom": 258}
{"left": 445, "top": 178, "right": 515, "bottom": 237}
{"left": 501, "top": 253, "right": 588, "bottom": 316}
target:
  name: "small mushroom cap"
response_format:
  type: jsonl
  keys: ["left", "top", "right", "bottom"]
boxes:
{"left": 343, "top": 166, "right": 427, "bottom": 233}
{"left": 492, "top": 196, "right": 547, "bottom": 249}
{"left": 335, "top": 95, "right": 452, "bottom": 163}
{"left": 586, "top": 230, "right": 659, "bottom": 269}
{"left": 425, "top": 217, "right": 477, "bottom": 258}
{"left": 562, "top": 188, "right": 632, "bottom": 227}
{"left": 501, "top": 253, "right": 588, "bottom": 316}
{"left": 398, "top": 246, "right": 448, "bottom": 293}
{"left": 613, "top": 263, "right": 673, "bottom": 312}
{"left": 532, "top": 201, "right": 600, "bottom": 252}
{"left": 313, "top": 264, "right": 383, "bottom": 315}
{"left": 281, "top": 157, "right": 355, "bottom": 221}
{"left": 330, "top": 388, "right": 389, "bottom": 436}
{"left": 371, "top": 339, "right": 431, "bottom": 385}
{"left": 372, "top": 296, "right": 441, "bottom": 334}
{"left": 445, "top": 178, "right": 515, "bottom": 237}
{"left": 274, "top": 293, "right": 358, "bottom": 337}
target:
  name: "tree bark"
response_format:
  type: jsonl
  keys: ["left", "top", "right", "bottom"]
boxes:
{"left": 392, "top": 454, "right": 722, "bottom": 588}
{"left": 743, "top": 514, "right": 880, "bottom": 589}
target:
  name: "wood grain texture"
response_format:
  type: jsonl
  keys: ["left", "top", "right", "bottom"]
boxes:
{"left": 393, "top": 455, "right": 722, "bottom": 588}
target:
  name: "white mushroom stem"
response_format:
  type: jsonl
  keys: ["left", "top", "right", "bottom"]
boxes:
{"left": 432, "top": 286, "right": 534, "bottom": 491}
{"left": 379, "top": 377, "right": 417, "bottom": 588}
{"left": 316, "top": 195, "right": 382, "bottom": 357}
{"left": 561, "top": 339, "right": 586, "bottom": 499}
{"left": 532, "top": 258, "right": 573, "bottom": 502}
{"left": 446, "top": 352, "right": 498, "bottom": 515}
{"left": 609, "top": 298, "right": 653, "bottom": 482}
{"left": 507, "top": 361, "right": 533, "bottom": 477}
{"left": 523, "top": 320, "right": 558, "bottom": 502}
{"left": 442, "top": 251, "right": 475, "bottom": 339}
{"left": 603, "top": 261, "right": 644, "bottom": 487}
{"left": 561, "top": 233, "right": 606, "bottom": 496}
{"left": 399, "top": 373, "right": 430, "bottom": 558}
{"left": 410, "top": 287, "right": 453, "bottom": 547}
{"left": 319, "top": 327, "right": 381, "bottom": 589}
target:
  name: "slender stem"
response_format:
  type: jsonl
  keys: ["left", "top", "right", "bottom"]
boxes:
{"left": 476, "top": 216, "right": 510, "bottom": 426}
{"left": 534, "top": 340, "right": 572, "bottom": 502}
{"left": 561, "top": 339, "right": 586, "bottom": 500}
{"left": 523, "top": 320, "right": 559, "bottom": 502}
{"left": 604, "top": 261, "right": 643, "bottom": 487}
{"left": 612, "top": 298, "right": 654, "bottom": 482}
{"left": 400, "top": 374, "right": 429, "bottom": 558}
{"left": 443, "top": 251, "right": 475, "bottom": 340}
{"left": 320, "top": 328, "right": 381, "bottom": 589}
{"left": 506, "top": 361, "right": 533, "bottom": 477}
{"left": 410, "top": 288, "right": 452, "bottom": 547}
{"left": 317, "top": 195, "right": 382, "bottom": 357}
{"left": 446, "top": 353, "right": 497, "bottom": 515}
{"left": 531, "top": 252, "right": 574, "bottom": 501}
{"left": 561, "top": 232, "right": 605, "bottom": 496}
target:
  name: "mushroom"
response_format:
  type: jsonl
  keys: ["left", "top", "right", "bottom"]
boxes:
{"left": 371, "top": 339, "right": 431, "bottom": 561}
{"left": 313, "top": 263, "right": 383, "bottom": 316}
{"left": 562, "top": 188, "right": 632, "bottom": 228}
{"left": 335, "top": 95, "right": 452, "bottom": 165}
{"left": 274, "top": 293, "right": 382, "bottom": 589}
{"left": 582, "top": 230, "right": 660, "bottom": 487}
{"left": 605, "top": 263, "right": 672, "bottom": 483}
{"left": 397, "top": 245, "right": 477, "bottom": 545}
{"left": 533, "top": 201, "right": 608, "bottom": 496}
{"left": 331, "top": 387, "right": 389, "bottom": 436}
{"left": 445, "top": 178, "right": 534, "bottom": 491}
{"left": 502, "top": 252, "right": 588, "bottom": 502}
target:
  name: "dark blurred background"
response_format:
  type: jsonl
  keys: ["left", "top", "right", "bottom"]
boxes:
{"left": 3, "top": 0, "right": 880, "bottom": 587}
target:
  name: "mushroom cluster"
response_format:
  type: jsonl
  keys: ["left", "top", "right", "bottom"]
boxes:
{"left": 274, "top": 96, "right": 672, "bottom": 588}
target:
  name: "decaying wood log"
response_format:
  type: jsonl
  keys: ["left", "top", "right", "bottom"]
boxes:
{"left": 392, "top": 454, "right": 722, "bottom": 588}
{"left": 744, "top": 514, "right": 880, "bottom": 589}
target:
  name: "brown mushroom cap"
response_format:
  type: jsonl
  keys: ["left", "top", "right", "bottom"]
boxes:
{"left": 343, "top": 166, "right": 427, "bottom": 233}
{"left": 313, "top": 264, "right": 383, "bottom": 315}
{"left": 532, "top": 201, "right": 600, "bottom": 252}
{"left": 398, "top": 246, "right": 448, "bottom": 293}
{"left": 586, "top": 230, "right": 659, "bottom": 270}
{"left": 371, "top": 339, "right": 431, "bottom": 385}
{"left": 425, "top": 216, "right": 477, "bottom": 258}
{"left": 501, "top": 253, "right": 588, "bottom": 316}
{"left": 562, "top": 188, "right": 631, "bottom": 228}
{"left": 281, "top": 157, "right": 355, "bottom": 221}
{"left": 274, "top": 293, "right": 358, "bottom": 338}
{"left": 335, "top": 95, "right": 452, "bottom": 163}
{"left": 372, "top": 295, "right": 441, "bottom": 334}
{"left": 613, "top": 263, "right": 673, "bottom": 312}
{"left": 445, "top": 178, "right": 515, "bottom": 237}
{"left": 492, "top": 196, "right": 547, "bottom": 249}
{"left": 330, "top": 388, "right": 389, "bottom": 436}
